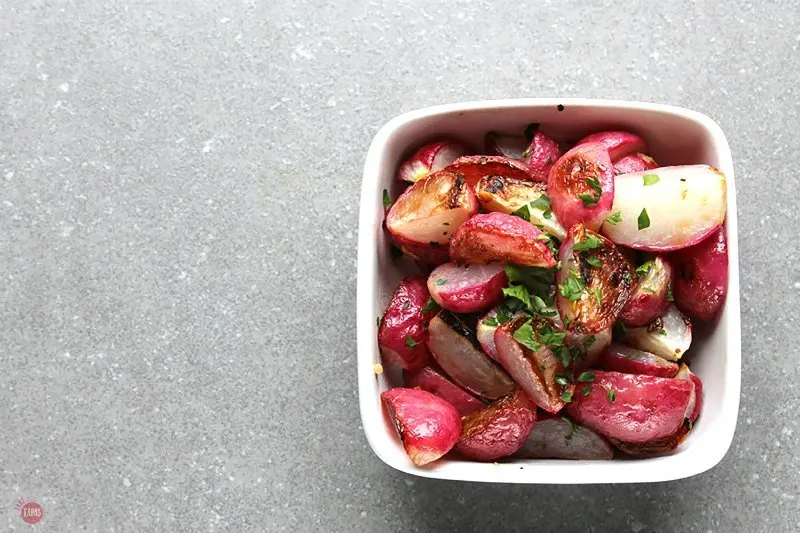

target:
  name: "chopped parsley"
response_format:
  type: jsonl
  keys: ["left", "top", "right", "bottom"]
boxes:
{"left": 405, "top": 335, "right": 418, "bottom": 348}
{"left": 642, "top": 174, "right": 660, "bottom": 186}
{"left": 530, "top": 194, "right": 553, "bottom": 219}
{"left": 421, "top": 297, "right": 439, "bottom": 314}
{"left": 482, "top": 316, "right": 498, "bottom": 327}
{"left": 377, "top": 316, "right": 381, "bottom": 327}
{"left": 560, "top": 390, "right": 573, "bottom": 402}
{"left": 435, "top": 278, "right": 447, "bottom": 286}
{"left": 513, "top": 321, "right": 540, "bottom": 351}
{"left": 582, "top": 385, "right": 593, "bottom": 396}
{"left": 590, "top": 287, "right": 603, "bottom": 306}
{"left": 573, "top": 233, "right": 603, "bottom": 251}
{"left": 636, "top": 260, "right": 654, "bottom": 276}
{"left": 605, "top": 211, "right": 622, "bottom": 225}
{"left": 586, "top": 256, "right": 603, "bottom": 267}
{"left": 555, "top": 375, "right": 571, "bottom": 387}
{"left": 638, "top": 208, "right": 650, "bottom": 230}
{"left": 583, "top": 335, "right": 596, "bottom": 349}
{"left": 577, "top": 371, "right": 596, "bottom": 383}
{"left": 657, "top": 328, "right": 668, "bottom": 336}
{"left": 512, "top": 203, "right": 531, "bottom": 222}
{"left": 503, "top": 284, "right": 532, "bottom": 311}
{"left": 606, "top": 388, "right": 617, "bottom": 402}
{"left": 558, "top": 269, "right": 585, "bottom": 301}
{"left": 382, "top": 189, "right": 392, "bottom": 208}
{"left": 563, "top": 416, "right": 577, "bottom": 441}
{"left": 578, "top": 176, "right": 603, "bottom": 207}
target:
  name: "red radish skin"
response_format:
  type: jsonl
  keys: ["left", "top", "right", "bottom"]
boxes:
{"left": 671, "top": 226, "right": 728, "bottom": 321}
{"left": 548, "top": 142, "right": 615, "bottom": 231}
{"left": 403, "top": 366, "right": 484, "bottom": 416}
{"left": 675, "top": 364, "right": 703, "bottom": 423}
{"left": 395, "top": 140, "right": 469, "bottom": 184}
{"left": 378, "top": 277, "right": 436, "bottom": 370}
{"left": 427, "top": 311, "right": 515, "bottom": 400}
{"left": 576, "top": 131, "right": 647, "bottom": 162}
{"left": 494, "top": 317, "right": 574, "bottom": 414}
{"left": 599, "top": 343, "right": 679, "bottom": 378}
{"left": 456, "top": 389, "right": 538, "bottom": 461}
{"left": 516, "top": 414, "right": 614, "bottom": 460}
{"left": 485, "top": 132, "right": 528, "bottom": 160}
{"left": 386, "top": 170, "right": 478, "bottom": 264}
{"left": 620, "top": 256, "right": 673, "bottom": 327}
{"left": 601, "top": 165, "right": 727, "bottom": 251}
{"left": 446, "top": 155, "right": 537, "bottom": 189}
{"left": 475, "top": 176, "right": 566, "bottom": 240}
{"left": 522, "top": 131, "right": 562, "bottom": 183}
{"left": 450, "top": 213, "right": 556, "bottom": 267}
{"left": 614, "top": 153, "right": 658, "bottom": 175}
{"left": 381, "top": 388, "right": 462, "bottom": 466}
{"left": 427, "top": 262, "right": 507, "bottom": 313}
{"left": 566, "top": 370, "right": 694, "bottom": 445}
{"left": 624, "top": 304, "right": 692, "bottom": 361}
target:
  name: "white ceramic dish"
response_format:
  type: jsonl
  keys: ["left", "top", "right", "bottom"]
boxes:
{"left": 357, "top": 99, "right": 740, "bottom": 483}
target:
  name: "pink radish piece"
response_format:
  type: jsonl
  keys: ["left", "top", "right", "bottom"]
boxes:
{"left": 446, "top": 155, "right": 537, "bottom": 189}
{"left": 456, "top": 389, "right": 537, "bottom": 461}
{"left": 403, "top": 366, "right": 484, "bottom": 416}
{"left": 614, "top": 152, "right": 657, "bottom": 175}
{"left": 522, "top": 131, "right": 562, "bottom": 183}
{"left": 475, "top": 176, "right": 566, "bottom": 240}
{"left": 548, "top": 142, "right": 615, "bottom": 231}
{"left": 620, "top": 256, "right": 673, "bottom": 327}
{"left": 449, "top": 213, "right": 556, "bottom": 267}
{"left": 675, "top": 364, "right": 703, "bottom": 423}
{"left": 427, "top": 311, "right": 515, "bottom": 400}
{"left": 476, "top": 307, "right": 508, "bottom": 361}
{"left": 576, "top": 130, "right": 647, "bottom": 162}
{"left": 516, "top": 414, "right": 613, "bottom": 460}
{"left": 427, "top": 262, "right": 507, "bottom": 313}
{"left": 671, "top": 226, "right": 728, "bottom": 321}
{"left": 601, "top": 165, "right": 727, "bottom": 251}
{"left": 381, "top": 387, "right": 462, "bottom": 466}
{"left": 378, "top": 277, "right": 436, "bottom": 370}
{"left": 386, "top": 169, "right": 478, "bottom": 264}
{"left": 598, "top": 343, "right": 679, "bottom": 378}
{"left": 395, "top": 139, "right": 468, "bottom": 184}
{"left": 484, "top": 131, "right": 528, "bottom": 160}
{"left": 624, "top": 304, "right": 692, "bottom": 361}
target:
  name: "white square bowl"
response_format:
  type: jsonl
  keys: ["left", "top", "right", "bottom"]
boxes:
{"left": 357, "top": 99, "right": 740, "bottom": 484}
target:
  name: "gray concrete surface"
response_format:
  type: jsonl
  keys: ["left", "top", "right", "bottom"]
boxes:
{"left": 1, "top": 0, "right": 798, "bottom": 531}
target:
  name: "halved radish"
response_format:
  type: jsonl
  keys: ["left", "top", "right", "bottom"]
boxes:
{"left": 474, "top": 175, "right": 567, "bottom": 240}
{"left": 476, "top": 307, "right": 506, "bottom": 361}
{"left": 378, "top": 277, "right": 436, "bottom": 370}
{"left": 516, "top": 414, "right": 613, "bottom": 460}
{"left": 450, "top": 213, "right": 556, "bottom": 267}
{"left": 494, "top": 316, "right": 574, "bottom": 414}
{"left": 566, "top": 370, "right": 694, "bottom": 445}
{"left": 600, "top": 165, "right": 727, "bottom": 251}
{"left": 556, "top": 225, "right": 634, "bottom": 335}
{"left": 403, "top": 366, "right": 484, "bottom": 416}
{"left": 614, "top": 152, "right": 657, "bottom": 175}
{"left": 427, "top": 311, "right": 515, "bottom": 400}
{"left": 381, "top": 387, "right": 462, "bottom": 466}
{"left": 598, "top": 343, "right": 679, "bottom": 377}
{"left": 395, "top": 139, "right": 469, "bottom": 184}
{"left": 576, "top": 130, "right": 647, "bottom": 161}
{"left": 522, "top": 131, "right": 562, "bottom": 183}
{"left": 675, "top": 364, "right": 703, "bottom": 423}
{"left": 548, "top": 142, "right": 614, "bottom": 231}
{"left": 485, "top": 131, "right": 528, "bottom": 160}
{"left": 671, "top": 226, "right": 728, "bottom": 321}
{"left": 386, "top": 169, "right": 478, "bottom": 264}
{"left": 456, "top": 389, "right": 537, "bottom": 461}
{"left": 446, "top": 155, "right": 536, "bottom": 189}
{"left": 568, "top": 327, "right": 612, "bottom": 369}
{"left": 427, "top": 262, "right": 507, "bottom": 313}
{"left": 620, "top": 256, "right": 672, "bottom": 327}
{"left": 624, "top": 304, "right": 692, "bottom": 361}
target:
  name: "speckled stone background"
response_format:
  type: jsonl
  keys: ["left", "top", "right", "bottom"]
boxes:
{"left": 1, "top": 0, "right": 798, "bottom": 531}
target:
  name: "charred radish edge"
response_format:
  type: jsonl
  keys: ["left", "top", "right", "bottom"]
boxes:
{"left": 620, "top": 256, "right": 672, "bottom": 327}
{"left": 623, "top": 304, "right": 692, "bottom": 361}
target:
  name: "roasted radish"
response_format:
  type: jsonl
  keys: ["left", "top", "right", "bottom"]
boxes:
{"left": 671, "top": 226, "right": 728, "bottom": 321}
{"left": 450, "top": 213, "right": 556, "bottom": 267}
{"left": 568, "top": 327, "right": 612, "bottom": 369}
{"left": 521, "top": 130, "right": 562, "bottom": 183}
{"left": 516, "top": 414, "right": 613, "bottom": 460}
{"left": 475, "top": 175, "right": 567, "bottom": 240}
{"left": 427, "top": 262, "right": 507, "bottom": 313}
{"left": 556, "top": 225, "right": 634, "bottom": 335}
{"left": 378, "top": 277, "right": 436, "bottom": 370}
{"left": 576, "top": 130, "right": 647, "bottom": 162}
{"left": 381, "top": 387, "right": 462, "bottom": 465}
{"left": 548, "top": 142, "right": 615, "bottom": 231}
{"left": 427, "top": 311, "right": 515, "bottom": 400}
{"left": 396, "top": 140, "right": 469, "bottom": 184}
{"left": 620, "top": 256, "right": 673, "bottom": 327}
{"left": 601, "top": 165, "right": 727, "bottom": 251}
{"left": 675, "top": 364, "right": 703, "bottom": 423}
{"left": 598, "top": 343, "right": 679, "bottom": 378}
{"left": 446, "top": 155, "right": 536, "bottom": 189}
{"left": 485, "top": 131, "right": 528, "bottom": 160}
{"left": 614, "top": 152, "right": 657, "bottom": 175}
{"left": 456, "top": 389, "right": 537, "bottom": 461}
{"left": 476, "top": 306, "right": 510, "bottom": 361}
{"left": 403, "top": 366, "right": 485, "bottom": 416}
{"left": 624, "top": 304, "right": 692, "bottom": 361}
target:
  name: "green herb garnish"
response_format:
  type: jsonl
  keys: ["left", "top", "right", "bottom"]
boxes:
{"left": 405, "top": 335, "right": 418, "bottom": 348}
{"left": 586, "top": 256, "right": 602, "bottom": 267}
{"left": 582, "top": 385, "right": 593, "bottom": 396}
{"left": 421, "top": 297, "right": 439, "bottom": 314}
{"left": 636, "top": 260, "right": 654, "bottom": 276}
{"left": 512, "top": 203, "right": 531, "bottom": 222}
{"left": 573, "top": 233, "right": 602, "bottom": 251}
{"left": 560, "top": 390, "right": 573, "bottom": 402}
{"left": 435, "top": 278, "right": 447, "bottom": 286}
{"left": 555, "top": 375, "right": 571, "bottom": 387}
{"left": 577, "top": 371, "right": 596, "bottom": 382}
{"left": 382, "top": 189, "right": 392, "bottom": 208}
{"left": 638, "top": 208, "right": 650, "bottom": 230}
{"left": 606, "top": 388, "right": 616, "bottom": 402}
{"left": 578, "top": 176, "right": 603, "bottom": 206}
{"left": 583, "top": 335, "right": 596, "bottom": 349}
{"left": 513, "top": 321, "right": 541, "bottom": 351}
{"left": 590, "top": 287, "right": 603, "bottom": 306}
{"left": 642, "top": 174, "right": 660, "bottom": 186}
{"left": 605, "top": 211, "right": 622, "bottom": 225}
{"left": 503, "top": 284, "right": 532, "bottom": 311}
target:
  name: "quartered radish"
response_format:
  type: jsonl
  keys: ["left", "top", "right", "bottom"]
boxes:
{"left": 485, "top": 131, "right": 528, "bottom": 160}
{"left": 614, "top": 152, "right": 657, "bottom": 175}
{"left": 624, "top": 304, "right": 692, "bottom": 361}
{"left": 548, "top": 142, "right": 615, "bottom": 231}
{"left": 601, "top": 165, "right": 727, "bottom": 251}
{"left": 620, "top": 256, "right": 673, "bottom": 327}
{"left": 395, "top": 139, "right": 469, "bottom": 184}
{"left": 476, "top": 307, "right": 508, "bottom": 361}
{"left": 521, "top": 130, "right": 562, "bottom": 183}
{"left": 403, "top": 366, "right": 485, "bottom": 416}
{"left": 381, "top": 387, "right": 462, "bottom": 466}
{"left": 456, "top": 389, "right": 537, "bottom": 461}
{"left": 427, "top": 311, "right": 515, "bottom": 400}
{"left": 475, "top": 175, "right": 567, "bottom": 240}
{"left": 576, "top": 130, "right": 647, "bottom": 162}
{"left": 671, "top": 226, "right": 728, "bottom": 321}
{"left": 516, "top": 414, "right": 613, "bottom": 460}
{"left": 446, "top": 155, "right": 536, "bottom": 189}
{"left": 556, "top": 225, "right": 634, "bottom": 335}
{"left": 598, "top": 343, "right": 679, "bottom": 378}
{"left": 378, "top": 277, "right": 436, "bottom": 370}
{"left": 427, "top": 262, "right": 507, "bottom": 313}
{"left": 675, "top": 364, "right": 703, "bottom": 423}
{"left": 449, "top": 212, "right": 556, "bottom": 267}
{"left": 386, "top": 169, "right": 478, "bottom": 264}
